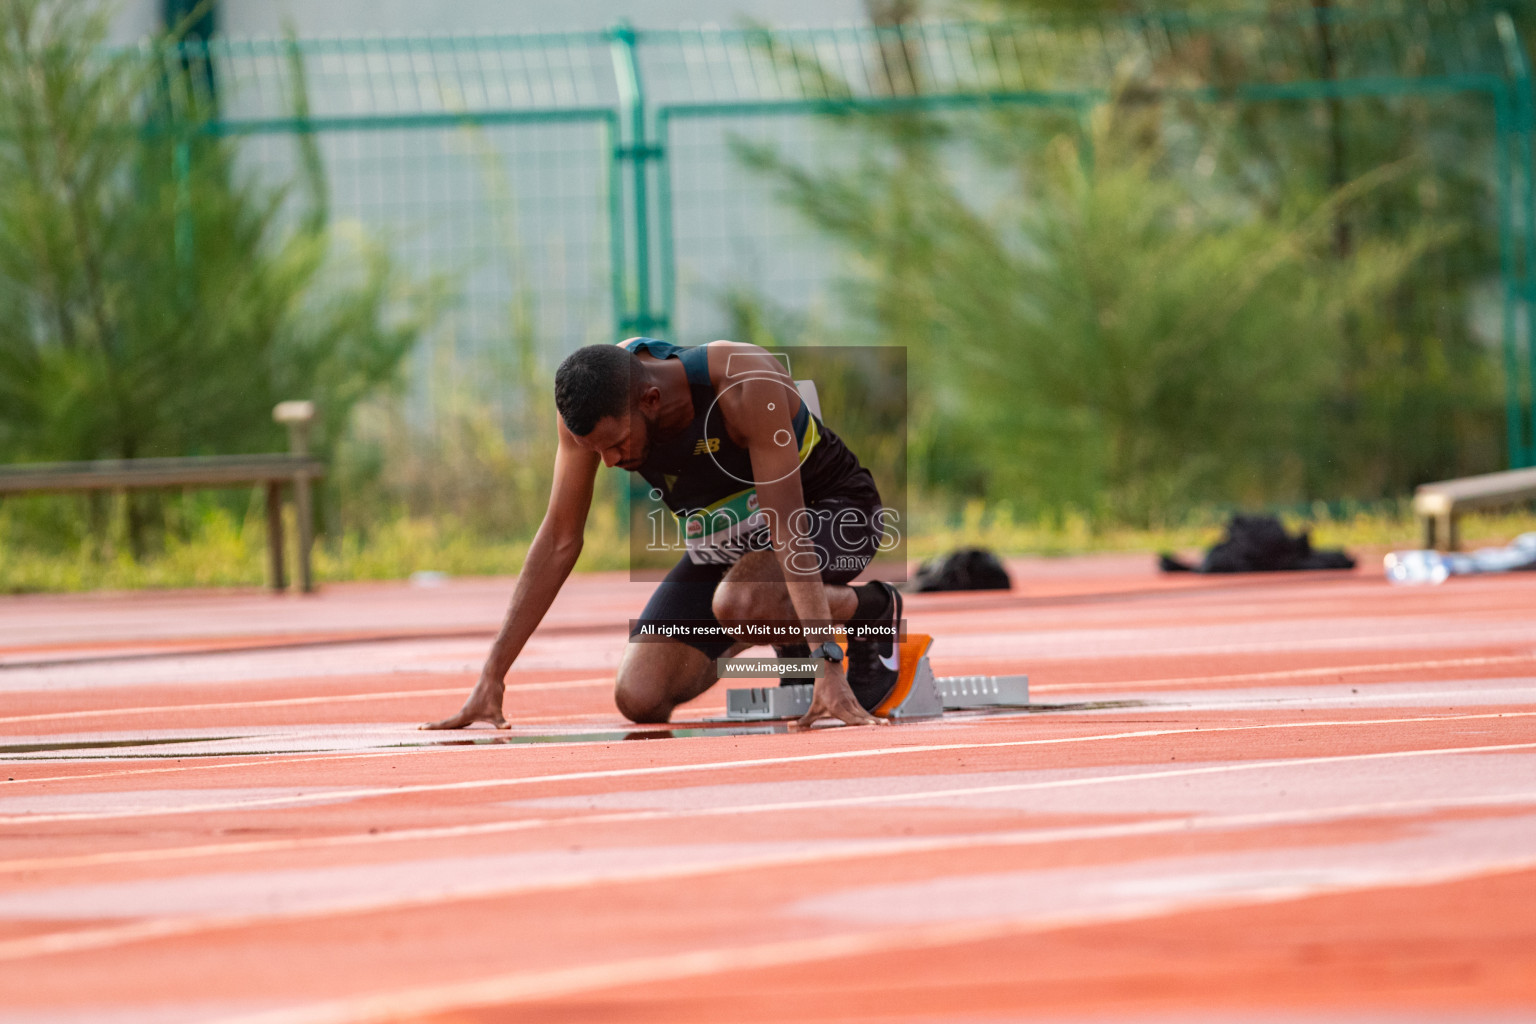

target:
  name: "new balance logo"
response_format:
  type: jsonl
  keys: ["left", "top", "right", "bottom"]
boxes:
{"left": 692, "top": 437, "right": 720, "bottom": 455}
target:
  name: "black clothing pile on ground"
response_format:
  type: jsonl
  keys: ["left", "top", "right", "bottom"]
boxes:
{"left": 907, "top": 548, "right": 1012, "bottom": 592}
{"left": 1159, "top": 515, "right": 1356, "bottom": 573}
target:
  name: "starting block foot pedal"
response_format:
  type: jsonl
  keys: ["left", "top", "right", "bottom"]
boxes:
{"left": 936, "top": 673, "right": 1031, "bottom": 709}
{"left": 725, "top": 684, "right": 813, "bottom": 720}
{"left": 724, "top": 633, "right": 1028, "bottom": 721}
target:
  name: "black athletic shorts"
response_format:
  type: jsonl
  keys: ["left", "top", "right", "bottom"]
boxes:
{"left": 629, "top": 494, "right": 885, "bottom": 660}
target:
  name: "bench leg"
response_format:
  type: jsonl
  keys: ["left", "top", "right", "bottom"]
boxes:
{"left": 1427, "top": 512, "right": 1460, "bottom": 552}
{"left": 266, "top": 481, "right": 287, "bottom": 592}
{"left": 295, "top": 473, "right": 315, "bottom": 594}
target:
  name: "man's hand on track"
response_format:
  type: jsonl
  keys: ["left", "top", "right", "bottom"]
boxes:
{"left": 789, "top": 666, "right": 891, "bottom": 730}
{"left": 421, "top": 676, "right": 510, "bottom": 730}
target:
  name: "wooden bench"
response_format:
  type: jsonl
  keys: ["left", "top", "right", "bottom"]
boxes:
{"left": 1413, "top": 466, "right": 1536, "bottom": 551}
{"left": 0, "top": 403, "right": 323, "bottom": 592}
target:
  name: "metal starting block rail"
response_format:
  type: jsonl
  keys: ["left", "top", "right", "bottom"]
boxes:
{"left": 725, "top": 633, "right": 1028, "bottom": 721}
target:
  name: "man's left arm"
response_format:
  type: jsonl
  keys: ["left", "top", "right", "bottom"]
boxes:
{"left": 718, "top": 360, "right": 886, "bottom": 729}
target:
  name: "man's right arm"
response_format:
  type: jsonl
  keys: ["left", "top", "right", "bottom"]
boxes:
{"left": 420, "top": 417, "right": 600, "bottom": 730}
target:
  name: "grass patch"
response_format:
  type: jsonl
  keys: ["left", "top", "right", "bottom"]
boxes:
{"left": 2, "top": 496, "right": 1533, "bottom": 594}
{"left": 905, "top": 499, "right": 1536, "bottom": 562}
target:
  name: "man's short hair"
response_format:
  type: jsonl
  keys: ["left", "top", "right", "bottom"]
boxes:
{"left": 554, "top": 344, "right": 643, "bottom": 437}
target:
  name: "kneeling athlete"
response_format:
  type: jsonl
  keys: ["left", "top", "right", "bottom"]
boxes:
{"left": 423, "top": 337, "right": 903, "bottom": 731}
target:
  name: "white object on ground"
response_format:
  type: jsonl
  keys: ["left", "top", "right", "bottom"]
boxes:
{"left": 1385, "top": 532, "right": 1536, "bottom": 585}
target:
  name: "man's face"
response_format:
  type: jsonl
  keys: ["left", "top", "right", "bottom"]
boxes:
{"left": 581, "top": 403, "right": 657, "bottom": 470}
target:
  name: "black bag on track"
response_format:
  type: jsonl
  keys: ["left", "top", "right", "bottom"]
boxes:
{"left": 908, "top": 547, "right": 1013, "bottom": 592}
{"left": 1159, "top": 514, "right": 1355, "bottom": 574}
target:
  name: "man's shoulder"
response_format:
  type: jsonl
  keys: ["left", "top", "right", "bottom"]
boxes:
{"left": 616, "top": 336, "right": 661, "bottom": 353}
{"left": 700, "top": 340, "right": 786, "bottom": 385}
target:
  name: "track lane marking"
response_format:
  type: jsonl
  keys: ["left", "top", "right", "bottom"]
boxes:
{"left": 1030, "top": 653, "right": 1536, "bottom": 693}
{"left": 0, "top": 676, "right": 615, "bottom": 727}
{"left": 3, "top": 749, "right": 447, "bottom": 787}
{"left": 4, "top": 653, "right": 1530, "bottom": 779}
{"left": 5, "top": 653, "right": 1531, "bottom": 728}
{"left": 927, "top": 626, "right": 1536, "bottom": 660}
{"left": 0, "top": 716, "right": 627, "bottom": 756}
{"left": 1, "top": 782, "right": 1533, "bottom": 965}
{"left": 3, "top": 710, "right": 1535, "bottom": 826}
{"left": 3, "top": 741, "right": 1535, "bottom": 875}
{"left": 1094, "top": 686, "right": 1536, "bottom": 712}
{"left": 1, "top": 714, "right": 630, "bottom": 787}
{"left": 197, "top": 851, "right": 1536, "bottom": 1024}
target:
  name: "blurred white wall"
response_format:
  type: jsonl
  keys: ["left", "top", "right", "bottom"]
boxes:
{"left": 108, "top": 1, "right": 161, "bottom": 44}
{"left": 107, "top": 0, "right": 871, "bottom": 43}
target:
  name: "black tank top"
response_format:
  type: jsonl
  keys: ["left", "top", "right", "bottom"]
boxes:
{"left": 622, "top": 339, "right": 879, "bottom": 549}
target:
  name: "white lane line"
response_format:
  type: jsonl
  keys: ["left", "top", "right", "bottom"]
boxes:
{"left": 1109, "top": 686, "right": 1536, "bottom": 714}
{"left": 3, "top": 710, "right": 1534, "bottom": 827}
{"left": 198, "top": 850, "right": 1536, "bottom": 1024}
{"left": 1030, "top": 653, "right": 1536, "bottom": 693}
{"left": 0, "top": 677, "right": 614, "bottom": 727}
{"left": 933, "top": 626, "right": 1536, "bottom": 660}
{"left": 3, "top": 741, "right": 1535, "bottom": 876}
{"left": 3, "top": 716, "right": 625, "bottom": 787}
{"left": 16, "top": 652, "right": 1523, "bottom": 747}
{"left": 4, "top": 653, "right": 1530, "bottom": 775}
{"left": 2, "top": 785, "right": 1534, "bottom": 966}
{"left": 4, "top": 749, "right": 441, "bottom": 787}
{"left": 11, "top": 653, "right": 1531, "bottom": 729}
{"left": 0, "top": 690, "right": 464, "bottom": 726}
{"left": 2, "top": 718, "right": 627, "bottom": 757}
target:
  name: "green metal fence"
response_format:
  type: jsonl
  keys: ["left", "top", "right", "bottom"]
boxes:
{"left": 183, "top": 1, "right": 1536, "bottom": 468}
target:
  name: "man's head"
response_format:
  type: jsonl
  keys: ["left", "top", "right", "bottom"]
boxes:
{"left": 555, "top": 344, "right": 656, "bottom": 469}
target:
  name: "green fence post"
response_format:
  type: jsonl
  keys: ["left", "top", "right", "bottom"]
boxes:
{"left": 172, "top": 132, "right": 193, "bottom": 274}
{"left": 1498, "top": 12, "right": 1536, "bottom": 467}
{"left": 1076, "top": 96, "right": 1097, "bottom": 175}
{"left": 1519, "top": 92, "right": 1536, "bottom": 471}
{"left": 166, "top": 0, "right": 213, "bottom": 279}
{"left": 1495, "top": 95, "right": 1525, "bottom": 469}
{"left": 606, "top": 110, "right": 627, "bottom": 339}
{"left": 609, "top": 22, "right": 668, "bottom": 339}
{"left": 657, "top": 107, "right": 676, "bottom": 341}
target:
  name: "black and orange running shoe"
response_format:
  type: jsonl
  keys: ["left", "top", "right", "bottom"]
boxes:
{"left": 845, "top": 581, "right": 902, "bottom": 711}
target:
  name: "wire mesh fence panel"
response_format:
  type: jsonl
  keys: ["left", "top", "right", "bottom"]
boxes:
{"left": 177, "top": 1, "right": 1536, "bottom": 473}
{"left": 230, "top": 119, "right": 615, "bottom": 415}
{"left": 661, "top": 106, "right": 1069, "bottom": 346}
{"left": 198, "top": 32, "right": 622, "bottom": 427}
{"left": 204, "top": 32, "right": 619, "bottom": 124}
{"left": 664, "top": 114, "right": 856, "bottom": 343}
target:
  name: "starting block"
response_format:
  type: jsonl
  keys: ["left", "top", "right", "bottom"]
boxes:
{"left": 725, "top": 633, "right": 1029, "bottom": 721}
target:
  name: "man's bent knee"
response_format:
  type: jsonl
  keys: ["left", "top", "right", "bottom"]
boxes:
{"left": 712, "top": 579, "right": 788, "bottom": 627}
{"left": 710, "top": 581, "right": 750, "bottom": 627}
{"left": 615, "top": 636, "right": 723, "bottom": 723}
{"left": 614, "top": 650, "right": 695, "bottom": 724}
{"left": 615, "top": 680, "right": 674, "bottom": 724}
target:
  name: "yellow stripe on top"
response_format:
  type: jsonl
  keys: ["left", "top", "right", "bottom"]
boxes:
{"left": 697, "top": 486, "right": 756, "bottom": 517}
{"left": 685, "top": 414, "right": 820, "bottom": 523}
{"left": 798, "top": 413, "right": 821, "bottom": 459}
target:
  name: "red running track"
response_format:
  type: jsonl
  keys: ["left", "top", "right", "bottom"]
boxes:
{"left": 0, "top": 554, "right": 1533, "bottom": 1023}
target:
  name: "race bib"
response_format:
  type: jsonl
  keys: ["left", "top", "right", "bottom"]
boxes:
{"left": 681, "top": 489, "right": 767, "bottom": 565}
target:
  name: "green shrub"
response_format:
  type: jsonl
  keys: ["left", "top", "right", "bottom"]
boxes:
{"left": 0, "top": 0, "right": 437, "bottom": 555}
